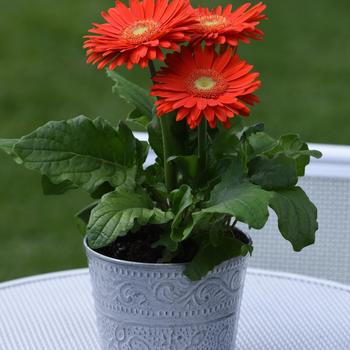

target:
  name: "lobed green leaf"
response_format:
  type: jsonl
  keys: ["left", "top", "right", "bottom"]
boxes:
{"left": 248, "top": 154, "right": 298, "bottom": 190}
{"left": 204, "top": 158, "right": 272, "bottom": 229}
{"left": 87, "top": 186, "right": 173, "bottom": 249}
{"left": 13, "top": 116, "right": 143, "bottom": 194}
{"left": 239, "top": 123, "right": 265, "bottom": 140}
{"left": 0, "top": 138, "right": 22, "bottom": 163}
{"left": 185, "top": 235, "right": 252, "bottom": 281}
{"left": 0, "top": 139, "right": 19, "bottom": 155}
{"left": 248, "top": 132, "right": 277, "bottom": 155}
{"left": 179, "top": 159, "right": 272, "bottom": 243}
{"left": 75, "top": 202, "right": 98, "bottom": 235}
{"left": 269, "top": 134, "right": 322, "bottom": 176}
{"left": 204, "top": 181, "right": 272, "bottom": 229}
{"left": 126, "top": 109, "right": 150, "bottom": 130}
{"left": 152, "top": 233, "right": 178, "bottom": 253}
{"left": 269, "top": 187, "right": 318, "bottom": 251}
{"left": 170, "top": 185, "right": 194, "bottom": 241}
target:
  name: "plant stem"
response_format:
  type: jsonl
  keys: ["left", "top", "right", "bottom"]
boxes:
{"left": 149, "top": 61, "right": 176, "bottom": 194}
{"left": 198, "top": 119, "right": 208, "bottom": 170}
{"left": 160, "top": 115, "right": 176, "bottom": 193}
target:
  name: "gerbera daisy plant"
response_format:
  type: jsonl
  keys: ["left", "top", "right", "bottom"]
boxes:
{"left": 0, "top": 0, "right": 321, "bottom": 281}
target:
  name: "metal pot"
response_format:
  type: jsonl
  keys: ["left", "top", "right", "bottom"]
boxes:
{"left": 84, "top": 238, "right": 248, "bottom": 350}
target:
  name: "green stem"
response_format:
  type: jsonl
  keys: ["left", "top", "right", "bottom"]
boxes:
{"left": 160, "top": 116, "right": 176, "bottom": 192}
{"left": 149, "top": 61, "right": 176, "bottom": 194}
{"left": 198, "top": 119, "right": 208, "bottom": 170}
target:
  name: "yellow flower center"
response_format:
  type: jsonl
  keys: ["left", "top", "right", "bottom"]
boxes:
{"left": 198, "top": 15, "right": 228, "bottom": 32}
{"left": 194, "top": 76, "right": 217, "bottom": 91}
{"left": 187, "top": 70, "right": 227, "bottom": 98}
{"left": 132, "top": 25, "right": 149, "bottom": 36}
{"left": 122, "top": 20, "right": 159, "bottom": 44}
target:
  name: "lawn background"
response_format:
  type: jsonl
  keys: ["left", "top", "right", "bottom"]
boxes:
{"left": 1, "top": 0, "right": 349, "bottom": 281}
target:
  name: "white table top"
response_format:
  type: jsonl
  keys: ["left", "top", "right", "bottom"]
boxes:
{"left": 1, "top": 268, "right": 350, "bottom": 350}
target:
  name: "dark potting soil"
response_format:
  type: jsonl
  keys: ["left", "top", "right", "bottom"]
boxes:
{"left": 96, "top": 225, "right": 165, "bottom": 263}
{"left": 96, "top": 224, "right": 248, "bottom": 264}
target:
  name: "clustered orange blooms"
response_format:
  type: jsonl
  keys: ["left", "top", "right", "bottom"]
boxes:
{"left": 84, "top": 0, "right": 267, "bottom": 129}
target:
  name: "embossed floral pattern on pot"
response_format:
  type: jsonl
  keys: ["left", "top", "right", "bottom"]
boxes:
{"left": 85, "top": 238, "right": 248, "bottom": 350}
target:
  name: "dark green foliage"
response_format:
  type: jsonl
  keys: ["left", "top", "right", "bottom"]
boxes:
{"left": 0, "top": 72, "right": 321, "bottom": 281}
{"left": 185, "top": 235, "right": 253, "bottom": 281}
{"left": 269, "top": 187, "right": 318, "bottom": 251}
{"left": 87, "top": 185, "right": 173, "bottom": 249}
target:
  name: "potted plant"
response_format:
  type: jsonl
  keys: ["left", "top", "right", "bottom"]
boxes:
{"left": 0, "top": 1, "right": 321, "bottom": 349}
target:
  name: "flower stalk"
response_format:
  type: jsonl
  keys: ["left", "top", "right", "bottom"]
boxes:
{"left": 159, "top": 115, "right": 176, "bottom": 194}
{"left": 198, "top": 119, "right": 207, "bottom": 171}
{"left": 149, "top": 61, "right": 176, "bottom": 195}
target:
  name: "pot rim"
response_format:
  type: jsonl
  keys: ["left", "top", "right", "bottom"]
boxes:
{"left": 84, "top": 230, "right": 251, "bottom": 269}
{"left": 84, "top": 237, "right": 189, "bottom": 269}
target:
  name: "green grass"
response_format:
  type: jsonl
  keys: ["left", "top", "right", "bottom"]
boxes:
{"left": 1, "top": 0, "right": 350, "bottom": 281}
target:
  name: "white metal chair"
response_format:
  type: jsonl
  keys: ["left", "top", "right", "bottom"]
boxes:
{"left": 249, "top": 143, "right": 350, "bottom": 285}
{"left": 137, "top": 132, "right": 350, "bottom": 285}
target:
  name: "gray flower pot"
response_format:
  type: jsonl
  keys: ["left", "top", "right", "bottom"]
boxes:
{"left": 84, "top": 238, "right": 248, "bottom": 350}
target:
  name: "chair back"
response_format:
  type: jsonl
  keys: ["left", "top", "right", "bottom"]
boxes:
{"left": 248, "top": 144, "right": 350, "bottom": 285}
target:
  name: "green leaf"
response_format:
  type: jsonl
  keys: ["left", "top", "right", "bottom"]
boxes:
{"left": 14, "top": 116, "right": 141, "bottom": 194}
{"left": 87, "top": 186, "right": 174, "bottom": 249}
{"left": 0, "top": 138, "right": 22, "bottom": 163}
{"left": 269, "top": 187, "right": 318, "bottom": 251}
{"left": 152, "top": 233, "right": 178, "bottom": 253}
{"left": 75, "top": 202, "right": 98, "bottom": 234}
{"left": 302, "top": 149, "right": 323, "bottom": 158}
{"left": 181, "top": 211, "right": 226, "bottom": 242}
{"left": 170, "top": 185, "right": 194, "bottom": 215}
{"left": 126, "top": 109, "right": 150, "bottom": 130}
{"left": 144, "top": 163, "right": 168, "bottom": 205}
{"left": 204, "top": 158, "right": 272, "bottom": 229}
{"left": 248, "top": 132, "right": 277, "bottom": 155}
{"left": 136, "top": 139, "right": 149, "bottom": 167}
{"left": 170, "top": 185, "right": 194, "bottom": 241}
{"left": 204, "top": 181, "right": 272, "bottom": 229}
{"left": 90, "top": 182, "right": 115, "bottom": 199}
{"left": 107, "top": 70, "right": 154, "bottom": 119}
{"left": 274, "top": 134, "right": 308, "bottom": 153}
{"left": 210, "top": 129, "right": 240, "bottom": 158}
{"left": 185, "top": 235, "right": 252, "bottom": 281}
{"left": 147, "top": 115, "right": 163, "bottom": 160}
{"left": 0, "top": 139, "right": 18, "bottom": 155}
{"left": 180, "top": 159, "right": 272, "bottom": 242}
{"left": 41, "top": 175, "right": 78, "bottom": 195}
{"left": 248, "top": 154, "right": 298, "bottom": 190}
{"left": 148, "top": 111, "right": 194, "bottom": 165}
{"left": 168, "top": 155, "right": 199, "bottom": 179}
{"left": 239, "top": 123, "right": 265, "bottom": 140}
{"left": 270, "top": 134, "right": 322, "bottom": 176}
{"left": 117, "top": 121, "right": 148, "bottom": 169}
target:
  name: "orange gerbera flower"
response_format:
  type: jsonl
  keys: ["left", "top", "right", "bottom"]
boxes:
{"left": 191, "top": 2, "right": 267, "bottom": 47}
{"left": 151, "top": 46, "right": 261, "bottom": 129}
{"left": 84, "top": 0, "right": 195, "bottom": 70}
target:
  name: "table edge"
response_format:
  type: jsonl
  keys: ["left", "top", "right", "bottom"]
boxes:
{"left": 1, "top": 268, "right": 350, "bottom": 294}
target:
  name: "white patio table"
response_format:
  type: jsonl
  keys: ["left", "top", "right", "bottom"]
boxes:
{"left": 1, "top": 268, "right": 350, "bottom": 350}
